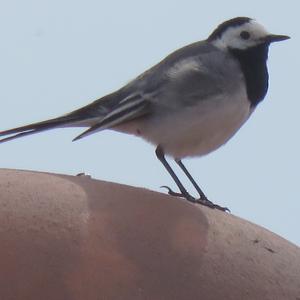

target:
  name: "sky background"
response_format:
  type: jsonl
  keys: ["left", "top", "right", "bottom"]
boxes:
{"left": 0, "top": 1, "right": 299, "bottom": 245}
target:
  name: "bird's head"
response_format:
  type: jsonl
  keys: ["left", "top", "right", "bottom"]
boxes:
{"left": 208, "top": 17, "right": 289, "bottom": 51}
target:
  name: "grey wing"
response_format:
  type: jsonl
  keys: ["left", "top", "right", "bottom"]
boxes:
{"left": 72, "top": 92, "right": 151, "bottom": 141}
{"left": 73, "top": 42, "right": 230, "bottom": 140}
{"left": 137, "top": 41, "right": 233, "bottom": 111}
{"left": 160, "top": 52, "right": 233, "bottom": 107}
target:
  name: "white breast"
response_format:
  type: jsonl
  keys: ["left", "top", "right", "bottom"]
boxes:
{"left": 135, "top": 86, "right": 251, "bottom": 159}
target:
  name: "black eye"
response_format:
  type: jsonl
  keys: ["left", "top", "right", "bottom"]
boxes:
{"left": 240, "top": 31, "right": 250, "bottom": 40}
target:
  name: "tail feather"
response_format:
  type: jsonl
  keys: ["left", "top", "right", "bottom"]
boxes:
{"left": 0, "top": 115, "right": 79, "bottom": 144}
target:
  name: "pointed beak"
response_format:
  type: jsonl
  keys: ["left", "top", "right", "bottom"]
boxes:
{"left": 264, "top": 34, "right": 290, "bottom": 43}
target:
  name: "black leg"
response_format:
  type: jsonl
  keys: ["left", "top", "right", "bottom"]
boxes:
{"left": 176, "top": 159, "right": 207, "bottom": 200}
{"left": 156, "top": 146, "right": 229, "bottom": 212}
{"left": 176, "top": 159, "right": 229, "bottom": 212}
{"left": 155, "top": 146, "right": 195, "bottom": 203}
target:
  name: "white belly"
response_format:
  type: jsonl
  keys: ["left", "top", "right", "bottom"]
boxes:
{"left": 135, "top": 88, "right": 251, "bottom": 159}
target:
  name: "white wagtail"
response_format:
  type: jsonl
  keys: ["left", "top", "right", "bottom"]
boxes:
{"left": 0, "top": 17, "right": 289, "bottom": 211}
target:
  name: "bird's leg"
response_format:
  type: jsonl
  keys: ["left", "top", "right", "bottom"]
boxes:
{"left": 155, "top": 146, "right": 195, "bottom": 203}
{"left": 175, "top": 159, "right": 207, "bottom": 200}
{"left": 175, "top": 159, "right": 229, "bottom": 212}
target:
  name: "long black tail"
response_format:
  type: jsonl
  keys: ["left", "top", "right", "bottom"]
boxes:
{"left": 0, "top": 115, "right": 81, "bottom": 144}
{"left": 0, "top": 90, "right": 131, "bottom": 144}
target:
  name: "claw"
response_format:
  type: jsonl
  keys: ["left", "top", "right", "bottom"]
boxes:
{"left": 214, "top": 204, "right": 230, "bottom": 212}
{"left": 160, "top": 186, "right": 229, "bottom": 212}
{"left": 160, "top": 186, "right": 184, "bottom": 197}
{"left": 195, "top": 198, "right": 230, "bottom": 212}
{"left": 160, "top": 186, "right": 196, "bottom": 203}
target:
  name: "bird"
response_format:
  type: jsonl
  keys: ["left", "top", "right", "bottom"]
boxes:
{"left": 0, "top": 17, "right": 289, "bottom": 211}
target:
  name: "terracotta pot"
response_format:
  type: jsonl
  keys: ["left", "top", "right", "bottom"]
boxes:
{"left": 0, "top": 169, "right": 299, "bottom": 300}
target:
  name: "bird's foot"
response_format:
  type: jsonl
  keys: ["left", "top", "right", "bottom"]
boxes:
{"left": 76, "top": 172, "right": 92, "bottom": 178}
{"left": 161, "top": 186, "right": 197, "bottom": 203}
{"left": 196, "top": 198, "right": 230, "bottom": 212}
{"left": 161, "top": 186, "right": 230, "bottom": 212}
{"left": 161, "top": 186, "right": 185, "bottom": 198}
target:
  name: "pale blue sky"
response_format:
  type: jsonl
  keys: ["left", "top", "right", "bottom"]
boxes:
{"left": 0, "top": 1, "right": 299, "bottom": 245}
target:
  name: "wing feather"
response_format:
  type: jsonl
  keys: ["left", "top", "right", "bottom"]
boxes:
{"left": 73, "top": 95, "right": 150, "bottom": 141}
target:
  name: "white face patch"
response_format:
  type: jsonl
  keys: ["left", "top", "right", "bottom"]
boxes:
{"left": 212, "top": 20, "right": 270, "bottom": 50}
